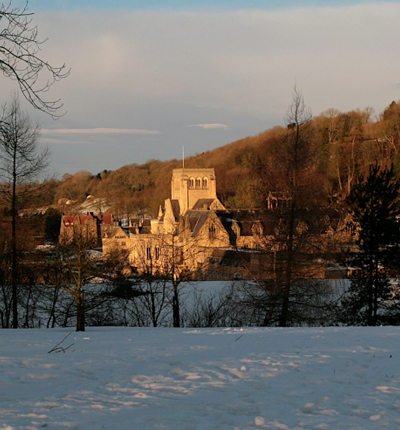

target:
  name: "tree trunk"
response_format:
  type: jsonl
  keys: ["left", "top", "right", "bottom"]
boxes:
{"left": 279, "top": 231, "right": 294, "bottom": 327}
{"left": 76, "top": 291, "right": 85, "bottom": 332}
{"left": 11, "top": 159, "right": 18, "bottom": 328}
{"left": 172, "top": 283, "right": 180, "bottom": 327}
{"left": 279, "top": 116, "right": 300, "bottom": 327}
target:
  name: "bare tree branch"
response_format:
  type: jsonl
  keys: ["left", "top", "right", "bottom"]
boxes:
{"left": 0, "top": 1, "right": 69, "bottom": 117}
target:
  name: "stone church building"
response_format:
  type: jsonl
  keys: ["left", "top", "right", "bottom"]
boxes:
{"left": 102, "top": 168, "right": 354, "bottom": 280}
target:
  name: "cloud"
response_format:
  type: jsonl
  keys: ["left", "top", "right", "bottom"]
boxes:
{"left": 38, "top": 4, "right": 400, "bottom": 120}
{"left": 41, "top": 128, "right": 161, "bottom": 135}
{"left": 17, "top": 2, "right": 400, "bottom": 175}
{"left": 188, "top": 124, "right": 228, "bottom": 129}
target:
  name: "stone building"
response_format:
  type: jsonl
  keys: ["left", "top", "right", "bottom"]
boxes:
{"left": 60, "top": 212, "right": 117, "bottom": 245}
{"left": 102, "top": 168, "right": 355, "bottom": 280}
{"left": 102, "top": 168, "right": 224, "bottom": 277}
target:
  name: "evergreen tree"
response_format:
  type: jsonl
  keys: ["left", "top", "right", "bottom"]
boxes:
{"left": 343, "top": 163, "right": 400, "bottom": 325}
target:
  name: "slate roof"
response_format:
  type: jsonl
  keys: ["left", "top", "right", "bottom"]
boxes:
{"left": 140, "top": 219, "right": 152, "bottom": 234}
{"left": 191, "top": 199, "right": 216, "bottom": 211}
{"left": 171, "top": 200, "right": 181, "bottom": 221}
{"left": 216, "top": 210, "right": 278, "bottom": 236}
{"left": 186, "top": 211, "right": 210, "bottom": 237}
{"left": 215, "top": 207, "right": 347, "bottom": 237}
{"left": 210, "top": 248, "right": 251, "bottom": 267}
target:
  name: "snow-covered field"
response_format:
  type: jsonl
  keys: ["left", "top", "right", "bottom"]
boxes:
{"left": 1, "top": 326, "right": 400, "bottom": 430}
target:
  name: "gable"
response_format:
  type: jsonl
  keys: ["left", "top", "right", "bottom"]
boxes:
{"left": 112, "top": 227, "right": 129, "bottom": 239}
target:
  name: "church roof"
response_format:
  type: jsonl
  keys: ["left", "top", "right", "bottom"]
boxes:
{"left": 191, "top": 199, "right": 216, "bottom": 211}
{"left": 185, "top": 211, "right": 210, "bottom": 237}
{"left": 216, "top": 210, "right": 277, "bottom": 236}
{"left": 171, "top": 200, "right": 181, "bottom": 221}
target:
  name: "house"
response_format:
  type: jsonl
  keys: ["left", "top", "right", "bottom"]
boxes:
{"left": 60, "top": 212, "right": 117, "bottom": 245}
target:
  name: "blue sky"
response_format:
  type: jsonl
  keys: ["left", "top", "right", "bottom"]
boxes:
{"left": 3, "top": 1, "right": 400, "bottom": 176}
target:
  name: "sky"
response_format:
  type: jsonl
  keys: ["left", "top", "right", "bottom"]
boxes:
{"left": 1, "top": 0, "right": 400, "bottom": 177}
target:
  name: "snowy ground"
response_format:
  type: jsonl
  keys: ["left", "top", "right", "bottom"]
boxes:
{"left": 1, "top": 327, "right": 400, "bottom": 430}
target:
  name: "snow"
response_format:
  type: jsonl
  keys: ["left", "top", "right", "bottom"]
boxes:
{"left": 1, "top": 326, "right": 400, "bottom": 429}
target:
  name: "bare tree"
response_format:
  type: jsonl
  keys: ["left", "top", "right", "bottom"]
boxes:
{"left": 130, "top": 230, "right": 185, "bottom": 327}
{"left": 163, "top": 221, "right": 202, "bottom": 327}
{"left": 182, "top": 286, "right": 236, "bottom": 327}
{"left": 0, "top": 1, "right": 69, "bottom": 116}
{"left": 0, "top": 94, "right": 48, "bottom": 328}
{"left": 122, "top": 278, "right": 170, "bottom": 327}
{"left": 250, "top": 87, "right": 323, "bottom": 326}
{"left": 275, "top": 87, "right": 313, "bottom": 326}
{"left": 57, "top": 231, "right": 102, "bottom": 332}
{"left": 0, "top": 232, "right": 12, "bottom": 327}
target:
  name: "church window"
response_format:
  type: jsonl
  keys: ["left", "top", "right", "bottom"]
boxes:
{"left": 196, "top": 177, "right": 201, "bottom": 188}
{"left": 202, "top": 177, "right": 208, "bottom": 188}
{"left": 155, "top": 246, "right": 160, "bottom": 260}
{"left": 209, "top": 224, "right": 216, "bottom": 239}
{"left": 146, "top": 247, "right": 152, "bottom": 260}
{"left": 189, "top": 177, "right": 195, "bottom": 188}
{"left": 253, "top": 224, "right": 262, "bottom": 236}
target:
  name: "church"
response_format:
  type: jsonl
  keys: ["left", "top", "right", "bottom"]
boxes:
{"left": 102, "top": 167, "right": 355, "bottom": 281}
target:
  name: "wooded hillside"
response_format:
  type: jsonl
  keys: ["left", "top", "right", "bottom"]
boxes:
{"left": 44, "top": 100, "right": 400, "bottom": 217}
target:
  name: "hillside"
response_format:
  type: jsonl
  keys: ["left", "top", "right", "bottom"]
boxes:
{"left": 49, "top": 100, "right": 400, "bottom": 217}
{"left": 51, "top": 127, "right": 283, "bottom": 216}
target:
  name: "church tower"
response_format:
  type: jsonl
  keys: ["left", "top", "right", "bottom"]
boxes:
{"left": 171, "top": 168, "right": 217, "bottom": 215}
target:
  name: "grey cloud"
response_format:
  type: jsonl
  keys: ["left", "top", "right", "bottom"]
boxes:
{"left": 41, "top": 128, "right": 161, "bottom": 135}
{"left": 13, "top": 2, "right": 400, "bottom": 176}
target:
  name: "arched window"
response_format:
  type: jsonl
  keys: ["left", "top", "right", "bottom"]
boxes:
{"left": 202, "top": 177, "right": 208, "bottom": 188}
{"left": 209, "top": 224, "right": 216, "bottom": 239}
{"left": 252, "top": 223, "right": 263, "bottom": 236}
{"left": 189, "top": 177, "right": 195, "bottom": 188}
{"left": 196, "top": 177, "right": 201, "bottom": 188}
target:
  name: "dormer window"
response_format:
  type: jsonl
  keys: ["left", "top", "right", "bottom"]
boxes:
{"left": 252, "top": 223, "right": 263, "bottom": 236}
{"left": 232, "top": 222, "right": 240, "bottom": 237}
